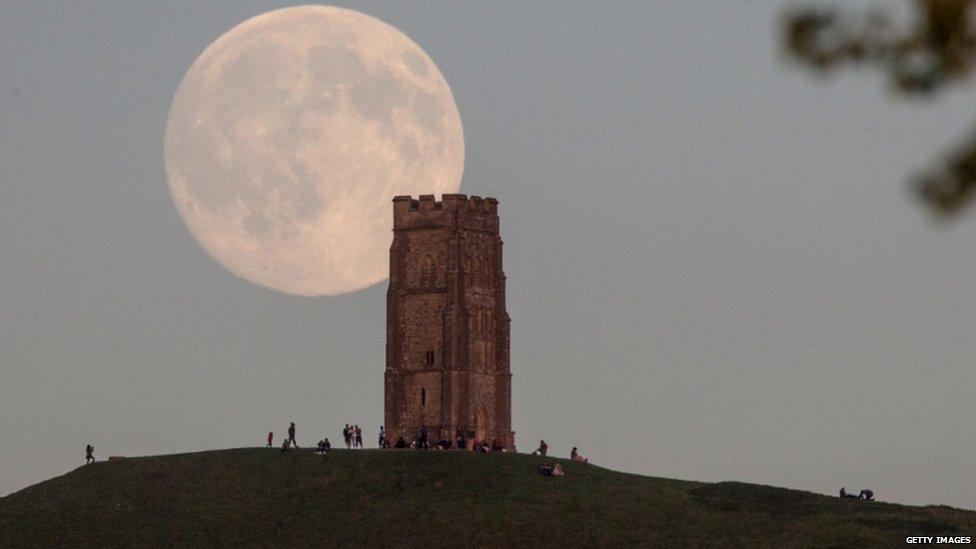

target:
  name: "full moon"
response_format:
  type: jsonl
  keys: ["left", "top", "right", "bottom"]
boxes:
{"left": 164, "top": 6, "right": 463, "bottom": 296}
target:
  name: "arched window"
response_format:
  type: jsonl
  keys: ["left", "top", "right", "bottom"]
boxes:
{"left": 421, "top": 388, "right": 427, "bottom": 407}
{"left": 426, "top": 350, "right": 435, "bottom": 367}
{"left": 422, "top": 256, "right": 436, "bottom": 288}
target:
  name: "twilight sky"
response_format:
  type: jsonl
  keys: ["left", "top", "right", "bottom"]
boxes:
{"left": 1, "top": 1, "right": 974, "bottom": 509}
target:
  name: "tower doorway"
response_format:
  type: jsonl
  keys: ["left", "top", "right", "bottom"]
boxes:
{"left": 474, "top": 406, "right": 488, "bottom": 442}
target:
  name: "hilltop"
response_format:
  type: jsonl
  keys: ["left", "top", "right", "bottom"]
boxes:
{"left": 1, "top": 449, "right": 973, "bottom": 547}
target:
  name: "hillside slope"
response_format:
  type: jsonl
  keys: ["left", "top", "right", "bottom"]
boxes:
{"left": 1, "top": 448, "right": 973, "bottom": 547}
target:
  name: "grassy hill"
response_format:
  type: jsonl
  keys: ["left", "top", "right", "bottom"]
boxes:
{"left": 1, "top": 448, "right": 973, "bottom": 547}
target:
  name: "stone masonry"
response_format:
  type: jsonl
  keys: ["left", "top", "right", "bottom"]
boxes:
{"left": 385, "top": 194, "right": 513, "bottom": 449}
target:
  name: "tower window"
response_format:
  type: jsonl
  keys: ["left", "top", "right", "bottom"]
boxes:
{"left": 426, "top": 350, "right": 435, "bottom": 366}
{"left": 421, "top": 388, "right": 426, "bottom": 407}
{"left": 422, "top": 256, "right": 436, "bottom": 288}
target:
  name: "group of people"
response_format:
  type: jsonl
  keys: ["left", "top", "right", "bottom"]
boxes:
{"left": 268, "top": 422, "right": 300, "bottom": 451}
{"left": 270, "top": 422, "right": 364, "bottom": 453}
{"left": 315, "top": 438, "right": 331, "bottom": 454}
{"left": 839, "top": 487, "right": 875, "bottom": 501}
{"left": 532, "top": 440, "right": 589, "bottom": 463}
{"left": 342, "top": 424, "right": 364, "bottom": 449}
{"left": 265, "top": 424, "right": 589, "bottom": 464}
{"left": 533, "top": 440, "right": 588, "bottom": 476}
{"left": 84, "top": 425, "right": 591, "bottom": 467}
{"left": 379, "top": 426, "right": 510, "bottom": 453}
{"left": 539, "top": 461, "right": 564, "bottom": 476}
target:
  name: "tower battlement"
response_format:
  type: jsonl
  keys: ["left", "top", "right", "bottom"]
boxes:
{"left": 393, "top": 194, "right": 499, "bottom": 232}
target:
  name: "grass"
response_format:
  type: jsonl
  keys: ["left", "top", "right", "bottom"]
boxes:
{"left": 1, "top": 448, "right": 973, "bottom": 547}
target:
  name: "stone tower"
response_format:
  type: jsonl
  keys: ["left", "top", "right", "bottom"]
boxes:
{"left": 385, "top": 194, "right": 513, "bottom": 449}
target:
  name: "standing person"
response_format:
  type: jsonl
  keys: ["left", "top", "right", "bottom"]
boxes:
{"left": 419, "top": 425, "right": 429, "bottom": 450}
{"left": 354, "top": 425, "right": 363, "bottom": 449}
{"left": 343, "top": 424, "right": 351, "bottom": 449}
{"left": 85, "top": 444, "right": 94, "bottom": 464}
{"left": 266, "top": 432, "right": 273, "bottom": 448}
{"left": 287, "top": 422, "right": 298, "bottom": 448}
{"left": 378, "top": 426, "right": 385, "bottom": 448}
{"left": 535, "top": 440, "right": 548, "bottom": 456}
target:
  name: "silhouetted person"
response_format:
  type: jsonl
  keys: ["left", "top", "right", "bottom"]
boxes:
{"left": 395, "top": 436, "right": 407, "bottom": 449}
{"left": 491, "top": 439, "right": 502, "bottom": 452}
{"left": 570, "top": 447, "right": 588, "bottom": 463}
{"left": 266, "top": 432, "right": 273, "bottom": 448}
{"left": 419, "top": 425, "right": 429, "bottom": 450}
{"left": 343, "top": 424, "right": 351, "bottom": 449}
{"left": 281, "top": 438, "right": 290, "bottom": 452}
{"left": 378, "top": 426, "right": 385, "bottom": 447}
{"left": 535, "top": 440, "right": 548, "bottom": 456}
{"left": 859, "top": 489, "right": 874, "bottom": 501}
{"left": 839, "top": 487, "right": 859, "bottom": 499}
{"left": 540, "top": 462, "right": 553, "bottom": 476}
{"left": 287, "top": 422, "right": 298, "bottom": 448}
{"left": 85, "top": 444, "right": 94, "bottom": 464}
{"left": 316, "top": 438, "right": 331, "bottom": 454}
{"left": 354, "top": 425, "right": 363, "bottom": 449}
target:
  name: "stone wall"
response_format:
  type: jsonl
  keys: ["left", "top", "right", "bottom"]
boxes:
{"left": 385, "top": 194, "right": 513, "bottom": 448}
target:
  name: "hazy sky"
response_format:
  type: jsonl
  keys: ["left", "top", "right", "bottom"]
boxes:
{"left": 2, "top": 2, "right": 974, "bottom": 509}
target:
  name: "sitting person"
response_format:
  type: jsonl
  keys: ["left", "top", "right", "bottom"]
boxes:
{"left": 552, "top": 462, "right": 564, "bottom": 476}
{"left": 859, "top": 489, "right": 874, "bottom": 501}
{"left": 315, "top": 438, "right": 331, "bottom": 454}
{"left": 491, "top": 439, "right": 503, "bottom": 452}
{"left": 540, "top": 462, "right": 553, "bottom": 476}
{"left": 394, "top": 436, "right": 407, "bottom": 449}
{"left": 281, "top": 438, "right": 290, "bottom": 452}
{"left": 570, "top": 447, "right": 588, "bottom": 463}
{"left": 839, "top": 487, "right": 859, "bottom": 499}
{"left": 380, "top": 436, "right": 390, "bottom": 449}
{"left": 456, "top": 436, "right": 466, "bottom": 450}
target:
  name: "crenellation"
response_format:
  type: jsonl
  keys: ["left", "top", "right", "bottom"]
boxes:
{"left": 418, "top": 194, "right": 437, "bottom": 211}
{"left": 392, "top": 194, "right": 501, "bottom": 232}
